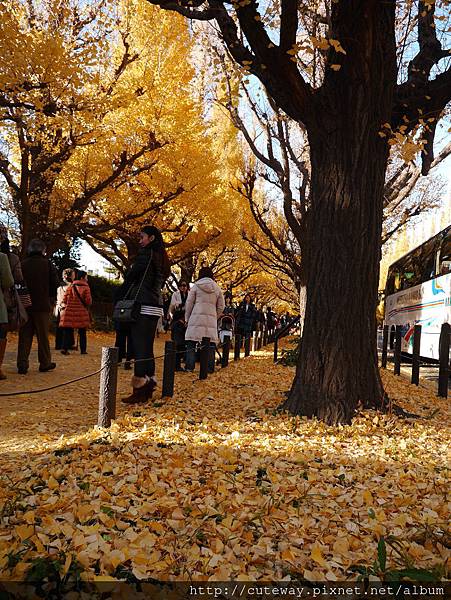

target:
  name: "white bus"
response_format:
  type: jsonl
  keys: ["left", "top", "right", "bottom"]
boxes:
{"left": 384, "top": 224, "right": 451, "bottom": 360}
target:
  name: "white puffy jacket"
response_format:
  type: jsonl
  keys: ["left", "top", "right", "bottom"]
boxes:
{"left": 185, "top": 278, "right": 225, "bottom": 343}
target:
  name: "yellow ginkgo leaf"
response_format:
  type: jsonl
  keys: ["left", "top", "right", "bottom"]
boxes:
{"left": 310, "top": 545, "right": 328, "bottom": 567}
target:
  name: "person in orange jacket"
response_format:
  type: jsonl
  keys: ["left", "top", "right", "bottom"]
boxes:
{"left": 59, "top": 269, "right": 92, "bottom": 355}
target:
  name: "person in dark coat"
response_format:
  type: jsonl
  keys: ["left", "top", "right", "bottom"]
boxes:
{"left": 266, "top": 306, "right": 275, "bottom": 331}
{"left": 169, "top": 280, "right": 189, "bottom": 371}
{"left": 236, "top": 294, "right": 257, "bottom": 341}
{"left": 114, "top": 314, "right": 134, "bottom": 370}
{"left": 117, "top": 225, "right": 170, "bottom": 404}
{"left": 222, "top": 296, "right": 235, "bottom": 317}
{"left": 171, "top": 306, "right": 187, "bottom": 371}
{"left": 17, "top": 239, "right": 58, "bottom": 374}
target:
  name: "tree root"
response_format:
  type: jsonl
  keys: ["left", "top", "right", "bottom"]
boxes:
{"left": 366, "top": 392, "right": 422, "bottom": 419}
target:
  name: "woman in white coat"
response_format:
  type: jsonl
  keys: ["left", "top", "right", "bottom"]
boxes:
{"left": 184, "top": 267, "right": 224, "bottom": 372}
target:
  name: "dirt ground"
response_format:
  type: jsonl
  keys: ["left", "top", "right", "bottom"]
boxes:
{"left": 0, "top": 330, "right": 177, "bottom": 461}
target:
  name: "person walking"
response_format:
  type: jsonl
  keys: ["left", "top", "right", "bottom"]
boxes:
{"left": 168, "top": 280, "right": 189, "bottom": 321}
{"left": 266, "top": 306, "right": 275, "bottom": 331}
{"left": 236, "top": 294, "right": 257, "bottom": 343}
{"left": 117, "top": 225, "right": 170, "bottom": 404}
{"left": 17, "top": 239, "right": 58, "bottom": 374}
{"left": 59, "top": 269, "right": 92, "bottom": 354}
{"left": 218, "top": 296, "right": 235, "bottom": 345}
{"left": 54, "top": 269, "right": 74, "bottom": 351}
{"left": 184, "top": 267, "right": 224, "bottom": 373}
{"left": 171, "top": 306, "right": 188, "bottom": 371}
{"left": 168, "top": 280, "right": 189, "bottom": 370}
{"left": 0, "top": 251, "right": 14, "bottom": 379}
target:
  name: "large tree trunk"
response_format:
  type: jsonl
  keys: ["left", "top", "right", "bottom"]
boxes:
{"left": 285, "top": 130, "right": 388, "bottom": 424}
{"left": 284, "top": 1, "right": 396, "bottom": 425}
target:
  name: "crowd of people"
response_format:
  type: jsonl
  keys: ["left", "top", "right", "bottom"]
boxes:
{"left": 0, "top": 223, "right": 292, "bottom": 406}
{"left": 159, "top": 277, "right": 293, "bottom": 384}
{"left": 0, "top": 225, "right": 93, "bottom": 380}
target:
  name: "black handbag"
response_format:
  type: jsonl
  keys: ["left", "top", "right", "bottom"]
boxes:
{"left": 113, "top": 251, "right": 153, "bottom": 324}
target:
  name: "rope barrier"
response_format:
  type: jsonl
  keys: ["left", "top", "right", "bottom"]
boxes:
{"left": 0, "top": 342, "right": 220, "bottom": 397}
{"left": 0, "top": 366, "right": 107, "bottom": 397}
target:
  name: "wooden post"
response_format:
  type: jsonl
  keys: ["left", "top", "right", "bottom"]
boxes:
{"left": 411, "top": 325, "right": 422, "bottom": 386}
{"left": 234, "top": 334, "right": 241, "bottom": 361}
{"left": 381, "top": 324, "right": 389, "bottom": 368}
{"left": 438, "top": 323, "right": 450, "bottom": 398}
{"left": 274, "top": 335, "right": 279, "bottom": 363}
{"left": 98, "top": 346, "right": 119, "bottom": 428}
{"left": 221, "top": 337, "right": 230, "bottom": 368}
{"left": 257, "top": 329, "right": 262, "bottom": 350}
{"left": 162, "top": 340, "right": 176, "bottom": 397}
{"left": 208, "top": 343, "right": 215, "bottom": 374}
{"left": 199, "top": 336, "right": 210, "bottom": 380}
{"left": 393, "top": 325, "right": 402, "bottom": 376}
{"left": 389, "top": 326, "right": 396, "bottom": 350}
{"left": 244, "top": 334, "right": 251, "bottom": 357}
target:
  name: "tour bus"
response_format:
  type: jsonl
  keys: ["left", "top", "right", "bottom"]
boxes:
{"left": 384, "top": 224, "right": 451, "bottom": 360}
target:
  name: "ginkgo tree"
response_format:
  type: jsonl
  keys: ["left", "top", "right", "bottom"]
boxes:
{"left": 147, "top": 0, "right": 451, "bottom": 425}
{"left": 0, "top": 0, "right": 227, "bottom": 258}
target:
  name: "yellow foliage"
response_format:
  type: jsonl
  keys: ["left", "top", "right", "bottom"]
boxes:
{"left": 0, "top": 335, "right": 448, "bottom": 580}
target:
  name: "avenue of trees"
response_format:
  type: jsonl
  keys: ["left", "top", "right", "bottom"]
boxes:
{"left": 143, "top": 0, "right": 451, "bottom": 424}
{"left": 1, "top": 0, "right": 450, "bottom": 423}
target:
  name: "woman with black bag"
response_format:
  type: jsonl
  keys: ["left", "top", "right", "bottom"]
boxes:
{"left": 115, "top": 226, "right": 170, "bottom": 404}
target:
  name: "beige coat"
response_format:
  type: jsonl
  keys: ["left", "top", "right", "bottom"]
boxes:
{"left": 54, "top": 283, "right": 70, "bottom": 317}
{"left": 185, "top": 278, "right": 225, "bottom": 343}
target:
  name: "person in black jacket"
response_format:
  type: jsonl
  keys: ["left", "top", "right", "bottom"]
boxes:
{"left": 118, "top": 226, "right": 171, "bottom": 404}
{"left": 17, "top": 239, "right": 58, "bottom": 374}
{"left": 236, "top": 294, "right": 257, "bottom": 342}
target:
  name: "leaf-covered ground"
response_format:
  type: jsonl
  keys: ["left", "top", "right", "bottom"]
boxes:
{"left": 0, "top": 335, "right": 449, "bottom": 581}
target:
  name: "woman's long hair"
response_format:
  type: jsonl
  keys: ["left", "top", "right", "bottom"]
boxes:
{"left": 141, "top": 225, "right": 171, "bottom": 281}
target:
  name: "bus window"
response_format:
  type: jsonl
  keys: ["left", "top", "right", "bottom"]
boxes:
{"left": 419, "top": 238, "right": 439, "bottom": 280}
{"left": 439, "top": 232, "right": 451, "bottom": 275}
{"left": 385, "top": 270, "right": 395, "bottom": 295}
{"left": 400, "top": 255, "right": 421, "bottom": 290}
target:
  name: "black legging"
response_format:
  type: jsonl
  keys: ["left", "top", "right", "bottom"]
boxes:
{"left": 62, "top": 328, "right": 87, "bottom": 353}
{"left": 130, "top": 314, "right": 159, "bottom": 378}
{"left": 115, "top": 327, "right": 134, "bottom": 362}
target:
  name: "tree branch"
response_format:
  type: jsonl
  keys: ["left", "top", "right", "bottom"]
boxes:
{"left": 280, "top": 0, "right": 298, "bottom": 53}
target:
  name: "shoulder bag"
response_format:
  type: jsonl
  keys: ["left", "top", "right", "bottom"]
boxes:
{"left": 113, "top": 250, "right": 153, "bottom": 324}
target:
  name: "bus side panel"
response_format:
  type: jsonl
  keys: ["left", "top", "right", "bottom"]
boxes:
{"left": 384, "top": 273, "right": 451, "bottom": 360}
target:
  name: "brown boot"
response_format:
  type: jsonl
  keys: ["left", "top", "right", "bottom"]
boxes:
{"left": 121, "top": 376, "right": 156, "bottom": 404}
{"left": 0, "top": 338, "right": 7, "bottom": 380}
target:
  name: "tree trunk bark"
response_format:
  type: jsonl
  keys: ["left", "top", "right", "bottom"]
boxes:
{"left": 285, "top": 131, "right": 388, "bottom": 424}
{"left": 284, "top": 0, "right": 396, "bottom": 425}
{"left": 179, "top": 256, "right": 195, "bottom": 284}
